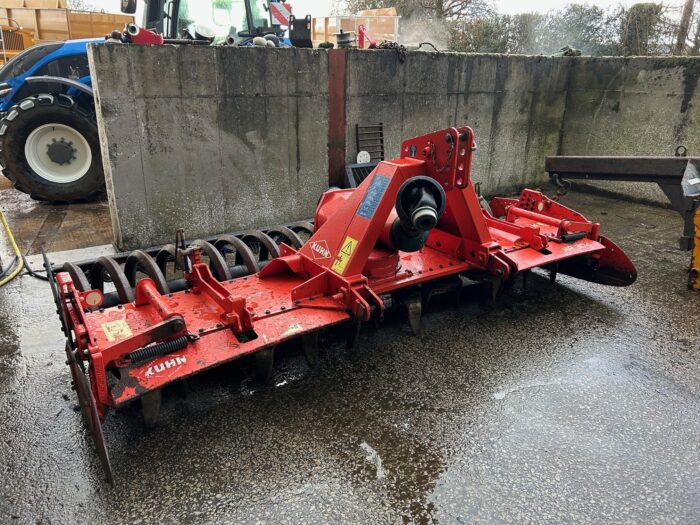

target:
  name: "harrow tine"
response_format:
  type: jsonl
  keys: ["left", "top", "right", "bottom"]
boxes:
{"left": 140, "top": 389, "right": 162, "bottom": 428}
{"left": 549, "top": 262, "right": 559, "bottom": 284}
{"left": 302, "top": 332, "right": 320, "bottom": 366}
{"left": 404, "top": 295, "right": 423, "bottom": 336}
{"left": 488, "top": 275, "right": 502, "bottom": 305}
{"left": 254, "top": 346, "right": 275, "bottom": 383}
{"left": 346, "top": 305, "right": 365, "bottom": 349}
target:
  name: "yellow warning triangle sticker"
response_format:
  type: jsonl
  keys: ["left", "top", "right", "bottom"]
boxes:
{"left": 331, "top": 236, "right": 358, "bottom": 275}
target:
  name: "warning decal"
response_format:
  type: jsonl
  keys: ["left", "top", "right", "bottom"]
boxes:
{"left": 357, "top": 175, "right": 390, "bottom": 220}
{"left": 331, "top": 236, "right": 358, "bottom": 275}
{"left": 269, "top": 2, "right": 292, "bottom": 25}
{"left": 101, "top": 320, "right": 132, "bottom": 342}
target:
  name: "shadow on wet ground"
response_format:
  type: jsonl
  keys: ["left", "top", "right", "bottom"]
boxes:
{"left": 0, "top": 189, "right": 698, "bottom": 523}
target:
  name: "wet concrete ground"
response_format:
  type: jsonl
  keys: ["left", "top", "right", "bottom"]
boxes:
{"left": 1, "top": 189, "right": 699, "bottom": 523}
{"left": 0, "top": 177, "right": 112, "bottom": 256}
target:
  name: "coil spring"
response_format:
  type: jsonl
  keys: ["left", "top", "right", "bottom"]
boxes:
{"left": 128, "top": 335, "right": 189, "bottom": 363}
{"left": 62, "top": 221, "right": 315, "bottom": 307}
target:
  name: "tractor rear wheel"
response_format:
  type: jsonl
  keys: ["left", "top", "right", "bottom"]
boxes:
{"left": 0, "top": 93, "right": 104, "bottom": 202}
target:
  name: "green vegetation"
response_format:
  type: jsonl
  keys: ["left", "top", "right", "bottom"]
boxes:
{"left": 346, "top": 0, "right": 699, "bottom": 56}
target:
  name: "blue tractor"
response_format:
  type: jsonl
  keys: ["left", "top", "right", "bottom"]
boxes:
{"left": 0, "top": 0, "right": 297, "bottom": 201}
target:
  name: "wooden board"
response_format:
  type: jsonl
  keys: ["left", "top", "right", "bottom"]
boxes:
{"left": 36, "top": 9, "right": 70, "bottom": 41}
{"left": 68, "top": 11, "right": 133, "bottom": 39}
{"left": 358, "top": 8, "right": 398, "bottom": 17}
{"left": 1, "top": 0, "right": 61, "bottom": 6}
{"left": 0, "top": 5, "right": 133, "bottom": 41}
{"left": 25, "top": 0, "right": 60, "bottom": 8}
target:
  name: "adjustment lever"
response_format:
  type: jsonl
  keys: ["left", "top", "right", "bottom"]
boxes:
{"left": 560, "top": 232, "right": 587, "bottom": 243}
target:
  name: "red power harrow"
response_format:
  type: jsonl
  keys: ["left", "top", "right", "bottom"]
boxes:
{"left": 46, "top": 127, "right": 636, "bottom": 484}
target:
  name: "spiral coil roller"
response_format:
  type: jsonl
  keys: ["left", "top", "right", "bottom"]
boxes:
{"left": 61, "top": 221, "right": 315, "bottom": 308}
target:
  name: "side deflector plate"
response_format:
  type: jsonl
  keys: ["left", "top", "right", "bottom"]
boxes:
{"left": 557, "top": 236, "right": 637, "bottom": 287}
{"left": 65, "top": 341, "right": 114, "bottom": 485}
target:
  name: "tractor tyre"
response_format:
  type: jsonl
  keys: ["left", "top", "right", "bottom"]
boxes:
{"left": 0, "top": 93, "right": 104, "bottom": 202}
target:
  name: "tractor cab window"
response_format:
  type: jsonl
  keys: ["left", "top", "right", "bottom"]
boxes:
{"left": 176, "top": 0, "right": 272, "bottom": 43}
{"left": 0, "top": 42, "right": 63, "bottom": 81}
{"left": 35, "top": 54, "right": 90, "bottom": 81}
{"left": 247, "top": 0, "right": 270, "bottom": 30}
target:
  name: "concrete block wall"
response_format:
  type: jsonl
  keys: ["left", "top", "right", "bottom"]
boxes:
{"left": 90, "top": 46, "right": 700, "bottom": 249}
{"left": 343, "top": 51, "right": 569, "bottom": 195}
{"left": 561, "top": 57, "right": 700, "bottom": 203}
{"left": 89, "top": 44, "right": 329, "bottom": 250}
{"left": 344, "top": 51, "right": 700, "bottom": 204}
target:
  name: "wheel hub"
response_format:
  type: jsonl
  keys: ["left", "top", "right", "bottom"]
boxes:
{"left": 46, "top": 138, "right": 77, "bottom": 166}
{"left": 25, "top": 123, "right": 92, "bottom": 184}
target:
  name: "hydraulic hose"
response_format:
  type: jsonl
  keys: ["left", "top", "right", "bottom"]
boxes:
{"left": 22, "top": 255, "right": 48, "bottom": 281}
{"left": 0, "top": 256, "right": 17, "bottom": 280}
{"left": 0, "top": 208, "right": 24, "bottom": 287}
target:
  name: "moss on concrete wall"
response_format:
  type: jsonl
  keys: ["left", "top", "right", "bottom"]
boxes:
{"left": 91, "top": 45, "right": 330, "bottom": 250}
{"left": 92, "top": 46, "right": 700, "bottom": 249}
{"left": 346, "top": 51, "right": 700, "bottom": 202}
{"left": 345, "top": 51, "right": 569, "bottom": 195}
{"left": 561, "top": 56, "right": 700, "bottom": 203}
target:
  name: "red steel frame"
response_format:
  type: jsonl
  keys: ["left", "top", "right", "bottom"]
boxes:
{"left": 55, "top": 126, "right": 636, "bottom": 420}
{"left": 358, "top": 25, "right": 377, "bottom": 49}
